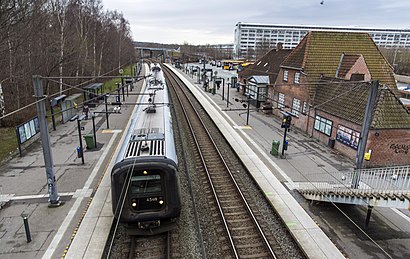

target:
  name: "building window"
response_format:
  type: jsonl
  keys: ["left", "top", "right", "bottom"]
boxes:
{"left": 294, "top": 72, "right": 300, "bottom": 84}
{"left": 246, "top": 84, "right": 256, "bottom": 99}
{"left": 278, "top": 93, "right": 285, "bottom": 109}
{"left": 283, "top": 70, "right": 288, "bottom": 81}
{"left": 302, "top": 101, "right": 307, "bottom": 114}
{"left": 292, "top": 98, "right": 300, "bottom": 116}
{"left": 336, "top": 125, "right": 360, "bottom": 150}
{"left": 314, "top": 115, "right": 332, "bottom": 136}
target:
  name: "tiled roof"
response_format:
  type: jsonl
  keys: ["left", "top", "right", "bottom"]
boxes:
{"left": 239, "top": 48, "right": 291, "bottom": 84}
{"left": 313, "top": 78, "right": 410, "bottom": 129}
{"left": 281, "top": 31, "right": 397, "bottom": 101}
{"left": 372, "top": 87, "right": 410, "bottom": 128}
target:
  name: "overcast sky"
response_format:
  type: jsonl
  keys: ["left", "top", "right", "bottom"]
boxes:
{"left": 102, "top": 0, "right": 410, "bottom": 45}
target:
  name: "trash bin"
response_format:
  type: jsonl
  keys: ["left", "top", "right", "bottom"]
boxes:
{"left": 270, "top": 140, "right": 280, "bottom": 156}
{"left": 76, "top": 146, "right": 83, "bottom": 158}
{"left": 84, "top": 134, "right": 95, "bottom": 149}
{"left": 328, "top": 138, "right": 335, "bottom": 149}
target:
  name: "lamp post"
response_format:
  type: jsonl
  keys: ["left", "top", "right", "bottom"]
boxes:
{"left": 246, "top": 95, "right": 250, "bottom": 125}
{"left": 77, "top": 114, "right": 86, "bottom": 165}
{"left": 234, "top": 95, "right": 251, "bottom": 126}
{"left": 221, "top": 78, "right": 225, "bottom": 101}
{"left": 104, "top": 94, "right": 109, "bottom": 129}
{"left": 116, "top": 82, "right": 120, "bottom": 102}
{"left": 226, "top": 78, "right": 230, "bottom": 107}
{"left": 196, "top": 66, "right": 201, "bottom": 83}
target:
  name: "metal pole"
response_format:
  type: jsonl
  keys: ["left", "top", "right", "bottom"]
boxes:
{"left": 365, "top": 205, "right": 373, "bottom": 229}
{"left": 50, "top": 104, "right": 56, "bottom": 131}
{"left": 33, "top": 76, "right": 60, "bottom": 206}
{"left": 203, "top": 58, "right": 206, "bottom": 86}
{"left": 352, "top": 81, "right": 379, "bottom": 188}
{"left": 226, "top": 84, "right": 230, "bottom": 107}
{"left": 16, "top": 128, "right": 22, "bottom": 157}
{"left": 121, "top": 83, "right": 125, "bottom": 101}
{"left": 104, "top": 95, "right": 109, "bottom": 129}
{"left": 77, "top": 119, "right": 84, "bottom": 165}
{"left": 246, "top": 97, "right": 250, "bottom": 125}
{"left": 116, "top": 83, "right": 120, "bottom": 102}
{"left": 222, "top": 78, "right": 225, "bottom": 101}
{"left": 22, "top": 215, "right": 31, "bottom": 243}
{"left": 92, "top": 114, "right": 97, "bottom": 148}
{"left": 281, "top": 127, "right": 288, "bottom": 157}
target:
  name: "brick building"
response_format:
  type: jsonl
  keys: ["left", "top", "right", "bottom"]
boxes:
{"left": 237, "top": 44, "right": 291, "bottom": 109}
{"left": 267, "top": 31, "right": 410, "bottom": 167}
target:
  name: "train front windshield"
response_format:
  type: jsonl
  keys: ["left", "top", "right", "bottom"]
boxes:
{"left": 131, "top": 174, "right": 162, "bottom": 194}
{"left": 129, "top": 170, "right": 165, "bottom": 212}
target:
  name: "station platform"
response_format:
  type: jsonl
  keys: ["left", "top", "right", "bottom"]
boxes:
{"left": 0, "top": 72, "right": 145, "bottom": 259}
{"left": 2, "top": 62, "right": 385, "bottom": 259}
{"left": 165, "top": 64, "right": 345, "bottom": 258}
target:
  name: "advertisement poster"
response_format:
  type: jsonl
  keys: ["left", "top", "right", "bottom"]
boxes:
{"left": 336, "top": 125, "right": 360, "bottom": 149}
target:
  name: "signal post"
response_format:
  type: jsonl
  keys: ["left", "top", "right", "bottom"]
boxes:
{"left": 281, "top": 112, "right": 292, "bottom": 157}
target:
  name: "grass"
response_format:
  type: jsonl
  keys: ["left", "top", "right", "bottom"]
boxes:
{"left": 0, "top": 65, "right": 133, "bottom": 165}
{"left": 0, "top": 127, "right": 18, "bottom": 164}
{"left": 104, "top": 65, "right": 133, "bottom": 93}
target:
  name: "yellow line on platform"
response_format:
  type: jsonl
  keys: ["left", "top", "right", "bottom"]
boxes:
{"left": 233, "top": 125, "right": 252, "bottom": 130}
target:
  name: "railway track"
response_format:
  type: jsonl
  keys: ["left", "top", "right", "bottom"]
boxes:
{"left": 164, "top": 66, "right": 280, "bottom": 258}
{"left": 128, "top": 232, "right": 171, "bottom": 259}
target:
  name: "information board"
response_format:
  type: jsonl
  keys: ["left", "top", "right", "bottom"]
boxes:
{"left": 17, "top": 117, "right": 40, "bottom": 144}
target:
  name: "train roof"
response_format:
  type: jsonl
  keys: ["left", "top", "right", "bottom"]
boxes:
{"left": 120, "top": 64, "right": 172, "bottom": 160}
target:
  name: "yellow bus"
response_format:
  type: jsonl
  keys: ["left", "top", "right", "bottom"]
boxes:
{"left": 221, "top": 60, "right": 243, "bottom": 70}
{"left": 237, "top": 62, "right": 254, "bottom": 72}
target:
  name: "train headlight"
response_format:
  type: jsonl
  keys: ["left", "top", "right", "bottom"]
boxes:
{"left": 159, "top": 200, "right": 164, "bottom": 205}
{"left": 143, "top": 170, "right": 148, "bottom": 175}
{"left": 132, "top": 202, "right": 137, "bottom": 207}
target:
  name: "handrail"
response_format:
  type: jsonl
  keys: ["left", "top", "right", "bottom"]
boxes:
{"left": 296, "top": 165, "right": 410, "bottom": 195}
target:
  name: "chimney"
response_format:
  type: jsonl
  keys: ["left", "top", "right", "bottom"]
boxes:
{"left": 276, "top": 42, "right": 283, "bottom": 51}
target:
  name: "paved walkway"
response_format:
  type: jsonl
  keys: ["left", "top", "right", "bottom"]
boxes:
{"left": 0, "top": 79, "right": 143, "bottom": 259}
{"left": 177, "top": 63, "right": 410, "bottom": 258}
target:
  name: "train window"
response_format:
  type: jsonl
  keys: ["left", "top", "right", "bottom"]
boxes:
{"left": 131, "top": 174, "right": 162, "bottom": 194}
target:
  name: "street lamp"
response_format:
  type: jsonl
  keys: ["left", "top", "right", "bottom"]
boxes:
{"left": 234, "top": 95, "right": 251, "bottom": 125}
{"left": 226, "top": 78, "right": 230, "bottom": 108}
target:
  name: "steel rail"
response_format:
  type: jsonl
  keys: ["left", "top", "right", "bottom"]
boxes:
{"left": 164, "top": 66, "right": 277, "bottom": 259}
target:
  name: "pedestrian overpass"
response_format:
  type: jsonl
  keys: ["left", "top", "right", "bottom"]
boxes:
{"left": 295, "top": 165, "right": 410, "bottom": 227}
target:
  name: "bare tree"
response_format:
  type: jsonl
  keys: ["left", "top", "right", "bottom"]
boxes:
{"left": 0, "top": 0, "right": 136, "bottom": 126}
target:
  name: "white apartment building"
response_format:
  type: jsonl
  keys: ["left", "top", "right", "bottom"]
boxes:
{"left": 234, "top": 22, "right": 410, "bottom": 58}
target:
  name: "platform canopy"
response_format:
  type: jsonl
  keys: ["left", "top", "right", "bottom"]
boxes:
{"left": 247, "top": 75, "right": 270, "bottom": 85}
{"left": 83, "top": 83, "right": 103, "bottom": 91}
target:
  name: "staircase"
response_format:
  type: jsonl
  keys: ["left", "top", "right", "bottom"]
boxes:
{"left": 296, "top": 165, "right": 410, "bottom": 209}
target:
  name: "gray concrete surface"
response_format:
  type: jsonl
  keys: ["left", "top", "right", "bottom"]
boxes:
{"left": 1, "top": 62, "right": 409, "bottom": 259}
{"left": 180, "top": 62, "right": 410, "bottom": 259}
{"left": 0, "top": 77, "right": 144, "bottom": 259}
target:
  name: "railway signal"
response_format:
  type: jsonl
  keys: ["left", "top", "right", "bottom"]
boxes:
{"left": 280, "top": 112, "right": 293, "bottom": 157}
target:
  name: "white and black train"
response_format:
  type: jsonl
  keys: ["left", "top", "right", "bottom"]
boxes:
{"left": 111, "top": 63, "right": 181, "bottom": 234}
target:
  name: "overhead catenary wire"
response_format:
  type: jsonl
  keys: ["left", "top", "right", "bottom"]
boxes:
{"left": 232, "top": 79, "right": 372, "bottom": 134}
{"left": 106, "top": 64, "right": 152, "bottom": 258}
{"left": 0, "top": 64, "right": 129, "bottom": 121}
{"left": 237, "top": 85, "right": 393, "bottom": 258}
{"left": 183, "top": 64, "right": 395, "bottom": 257}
